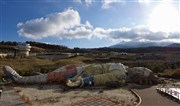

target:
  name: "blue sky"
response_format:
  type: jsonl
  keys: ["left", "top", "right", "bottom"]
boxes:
{"left": 0, "top": 0, "right": 179, "bottom": 48}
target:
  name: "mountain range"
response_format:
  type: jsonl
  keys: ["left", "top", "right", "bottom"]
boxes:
{"left": 167, "top": 43, "right": 180, "bottom": 48}
{"left": 110, "top": 42, "right": 180, "bottom": 48}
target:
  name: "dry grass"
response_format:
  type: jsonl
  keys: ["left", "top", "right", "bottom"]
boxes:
{"left": 0, "top": 57, "right": 55, "bottom": 77}
{"left": 0, "top": 56, "right": 88, "bottom": 77}
{"left": 0, "top": 57, "right": 54, "bottom": 70}
{"left": 31, "top": 46, "right": 45, "bottom": 52}
{"left": 0, "top": 52, "right": 179, "bottom": 79}
{"left": 163, "top": 69, "right": 180, "bottom": 78}
{"left": 54, "top": 56, "right": 88, "bottom": 66}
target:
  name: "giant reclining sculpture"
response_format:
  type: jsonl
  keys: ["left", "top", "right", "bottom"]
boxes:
{"left": 3, "top": 63, "right": 158, "bottom": 87}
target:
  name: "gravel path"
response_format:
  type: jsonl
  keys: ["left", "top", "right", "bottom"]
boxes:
{"left": 0, "top": 85, "right": 26, "bottom": 106}
{"left": 135, "top": 85, "right": 179, "bottom": 106}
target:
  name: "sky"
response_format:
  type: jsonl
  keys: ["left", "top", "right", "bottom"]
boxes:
{"left": 0, "top": 0, "right": 179, "bottom": 48}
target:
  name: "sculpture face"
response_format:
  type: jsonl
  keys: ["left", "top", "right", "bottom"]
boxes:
{"left": 126, "top": 67, "right": 158, "bottom": 84}
{"left": 127, "top": 67, "right": 152, "bottom": 77}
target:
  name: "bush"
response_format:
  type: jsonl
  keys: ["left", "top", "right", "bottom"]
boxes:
{"left": 5, "top": 55, "right": 14, "bottom": 59}
{"left": 171, "top": 69, "right": 180, "bottom": 79}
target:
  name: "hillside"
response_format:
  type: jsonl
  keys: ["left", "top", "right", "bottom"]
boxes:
{"left": 94, "top": 47, "right": 180, "bottom": 53}
{"left": 110, "top": 42, "right": 159, "bottom": 48}
{"left": 110, "top": 42, "right": 180, "bottom": 48}
{"left": 167, "top": 43, "right": 180, "bottom": 48}
{"left": 0, "top": 41, "right": 69, "bottom": 53}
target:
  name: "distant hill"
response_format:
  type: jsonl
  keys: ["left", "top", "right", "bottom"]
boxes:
{"left": 0, "top": 41, "right": 69, "bottom": 53}
{"left": 167, "top": 43, "right": 180, "bottom": 48}
{"left": 26, "top": 41, "right": 69, "bottom": 52}
{"left": 94, "top": 46, "right": 180, "bottom": 53}
{"left": 110, "top": 42, "right": 161, "bottom": 48}
{"left": 109, "top": 42, "right": 179, "bottom": 48}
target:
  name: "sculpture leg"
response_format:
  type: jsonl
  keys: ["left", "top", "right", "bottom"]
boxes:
{"left": 47, "top": 65, "right": 78, "bottom": 83}
{"left": 3, "top": 65, "right": 78, "bottom": 84}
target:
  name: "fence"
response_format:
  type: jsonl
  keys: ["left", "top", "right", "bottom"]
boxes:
{"left": 156, "top": 86, "right": 180, "bottom": 101}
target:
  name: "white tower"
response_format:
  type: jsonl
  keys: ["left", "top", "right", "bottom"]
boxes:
{"left": 15, "top": 43, "right": 31, "bottom": 57}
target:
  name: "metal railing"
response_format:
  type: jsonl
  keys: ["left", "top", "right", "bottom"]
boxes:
{"left": 156, "top": 86, "right": 180, "bottom": 101}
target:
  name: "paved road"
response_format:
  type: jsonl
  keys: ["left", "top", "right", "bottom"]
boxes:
{"left": 134, "top": 85, "right": 179, "bottom": 106}
{"left": 0, "top": 85, "right": 26, "bottom": 106}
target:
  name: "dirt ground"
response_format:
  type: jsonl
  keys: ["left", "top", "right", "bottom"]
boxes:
{"left": 13, "top": 84, "right": 137, "bottom": 106}
{"left": 0, "top": 85, "right": 26, "bottom": 106}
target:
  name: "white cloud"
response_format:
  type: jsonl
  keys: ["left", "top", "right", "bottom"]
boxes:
{"left": 74, "top": 0, "right": 93, "bottom": 6}
{"left": 73, "top": 0, "right": 82, "bottom": 3}
{"left": 75, "top": 0, "right": 123, "bottom": 8}
{"left": 58, "top": 21, "right": 93, "bottom": 39}
{"left": 74, "top": 0, "right": 177, "bottom": 9}
{"left": 17, "top": 8, "right": 93, "bottom": 39}
{"left": 84, "top": 0, "right": 93, "bottom": 6}
{"left": 94, "top": 25, "right": 179, "bottom": 42}
{"left": 17, "top": 8, "right": 180, "bottom": 43}
{"left": 138, "top": 0, "right": 176, "bottom": 4}
{"left": 138, "top": 0, "right": 150, "bottom": 3}
{"left": 102, "top": 0, "right": 122, "bottom": 9}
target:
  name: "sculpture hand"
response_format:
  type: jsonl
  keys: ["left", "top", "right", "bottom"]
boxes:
{"left": 66, "top": 78, "right": 82, "bottom": 87}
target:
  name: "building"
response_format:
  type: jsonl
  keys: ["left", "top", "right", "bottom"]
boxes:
{"left": 15, "top": 43, "right": 31, "bottom": 57}
{"left": 0, "top": 53, "right": 7, "bottom": 58}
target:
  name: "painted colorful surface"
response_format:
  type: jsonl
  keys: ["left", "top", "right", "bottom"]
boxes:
{"left": 3, "top": 63, "right": 158, "bottom": 87}
{"left": 69, "top": 96, "right": 119, "bottom": 106}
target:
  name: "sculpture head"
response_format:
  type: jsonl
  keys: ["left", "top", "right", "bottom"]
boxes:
{"left": 126, "top": 67, "right": 158, "bottom": 85}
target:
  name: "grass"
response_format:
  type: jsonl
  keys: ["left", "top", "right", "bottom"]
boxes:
{"left": 53, "top": 56, "right": 88, "bottom": 66}
{"left": 0, "top": 57, "right": 55, "bottom": 77}
{"left": 0, "top": 56, "right": 88, "bottom": 77}
{"left": 159, "top": 68, "right": 180, "bottom": 79}
{"left": 0, "top": 57, "right": 54, "bottom": 69}
{"left": 0, "top": 52, "right": 180, "bottom": 79}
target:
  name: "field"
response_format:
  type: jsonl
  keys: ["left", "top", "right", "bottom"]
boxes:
{"left": 1, "top": 47, "right": 180, "bottom": 106}
{"left": 0, "top": 49, "right": 180, "bottom": 79}
{"left": 0, "top": 56, "right": 87, "bottom": 77}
